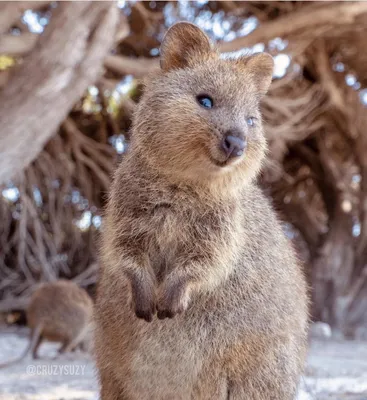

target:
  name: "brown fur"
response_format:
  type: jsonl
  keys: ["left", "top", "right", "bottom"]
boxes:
{"left": 0, "top": 280, "right": 93, "bottom": 367}
{"left": 95, "top": 22, "right": 309, "bottom": 400}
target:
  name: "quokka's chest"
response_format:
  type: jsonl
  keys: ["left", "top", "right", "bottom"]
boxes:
{"left": 146, "top": 203, "right": 231, "bottom": 252}
{"left": 143, "top": 206, "right": 192, "bottom": 279}
{"left": 148, "top": 204, "right": 192, "bottom": 250}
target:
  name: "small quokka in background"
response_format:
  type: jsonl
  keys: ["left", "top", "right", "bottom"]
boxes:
{"left": 0, "top": 280, "right": 93, "bottom": 368}
{"left": 95, "top": 22, "right": 308, "bottom": 400}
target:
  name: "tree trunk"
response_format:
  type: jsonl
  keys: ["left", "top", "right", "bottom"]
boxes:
{"left": 0, "top": 1, "right": 118, "bottom": 185}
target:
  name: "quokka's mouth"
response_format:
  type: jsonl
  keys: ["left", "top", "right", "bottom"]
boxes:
{"left": 209, "top": 156, "right": 230, "bottom": 168}
{"left": 209, "top": 154, "right": 243, "bottom": 168}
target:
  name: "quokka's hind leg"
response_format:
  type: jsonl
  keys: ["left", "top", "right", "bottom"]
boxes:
{"left": 30, "top": 325, "right": 44, "bottom": 359}
{"left": 61, "top": 324, "right": 90, "bottom": 353}
{"left": 54, "top": 338, "right": 77, "bottom": 360}
{"left": 99, "top": 367, "right": 129, "bottom": 400}
{"left": 227, "top": 344, "right": 303, "bottom": 400}
{"left": 58, "top": 340, "right": 71, "bottom": 354}
{"left": 227, "top": 377, "right": 298, "bottom": 400}
{"left": 78, "top": 340, "right": 88, "bottom": 352}
{"left": 192, "top": 362, "right": 228, "bottom": 400}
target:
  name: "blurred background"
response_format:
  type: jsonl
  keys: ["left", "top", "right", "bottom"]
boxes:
{"left": 0, "top": 1, "right": 367, "bottom": 399}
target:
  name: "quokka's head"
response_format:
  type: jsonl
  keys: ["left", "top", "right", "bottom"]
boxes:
{"left": 132, "top": 22, "right": 273, "bottom": 187}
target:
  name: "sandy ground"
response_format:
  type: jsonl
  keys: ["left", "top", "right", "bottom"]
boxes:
{"left": 0, "top": 328, "right": 367, "bottom": 400}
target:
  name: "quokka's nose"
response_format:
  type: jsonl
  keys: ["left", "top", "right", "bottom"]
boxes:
{"left": 221, "top": 135, "right": 247, "bottom": 158}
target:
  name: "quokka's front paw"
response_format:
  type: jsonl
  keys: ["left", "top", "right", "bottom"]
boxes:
{"left": 156, "top": 280, "right": 191, "bottom": 319}
{"left": 129, "top": 273, "right": 156, "bottom": 322}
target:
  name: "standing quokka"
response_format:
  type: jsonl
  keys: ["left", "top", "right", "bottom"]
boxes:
{"left": 0, "top": 280, "right": 93, "bottom": 368}
{"left": 95, "top": 22, "right": 308, "bottom": 400}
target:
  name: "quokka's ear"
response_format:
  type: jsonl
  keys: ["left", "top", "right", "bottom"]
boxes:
{"left": 160, "top": 22, "right": 213, "bottom": 72}
{"left": 238, "top": 53, "right": 274, "bottom": 95}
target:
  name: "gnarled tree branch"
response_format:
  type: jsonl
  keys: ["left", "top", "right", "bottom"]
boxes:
{"left": 104, "top": 54, "right": 159, "bottom": 78}
{"left": 0, "top": 1, "right": 50, "bottom": 35}
{"left": 219, "top": 2, "right": 367, "bottom": 52}
{"left": 0, "top": 1, "right": 118, "bottom": 185}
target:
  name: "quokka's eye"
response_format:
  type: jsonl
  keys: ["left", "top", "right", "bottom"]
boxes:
{"left": 246, "top": 117, "right": 255, "bottom": 127}
{"left": 196, "top": 95, "right": 214, "bottom": 109}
